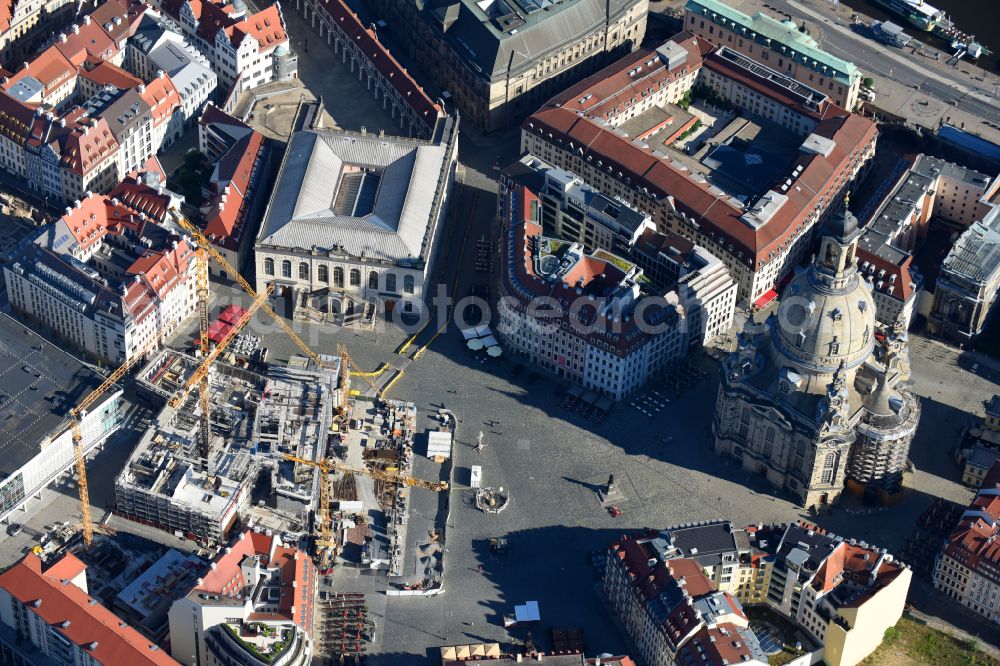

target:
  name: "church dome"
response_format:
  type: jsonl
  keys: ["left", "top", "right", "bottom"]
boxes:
{"left": 772, "top": 253, "right": 876, "bottom": 374}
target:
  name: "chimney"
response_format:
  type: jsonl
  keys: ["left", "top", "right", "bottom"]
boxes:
{"left": 157, "top": 69, "right": 165, "bottom": 79}
{"left": 59, "top": 33, "right": 67, "bottom": 43}
{"left": 72, "top": 24, "right": 80, "bottom": 34}
{"left": 83, "top": 15, "right": 90, "bottom": 24}
{"left": 138, "top": 83, "right": 145, "bottom": 93}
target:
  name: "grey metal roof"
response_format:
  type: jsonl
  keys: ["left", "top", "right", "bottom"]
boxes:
{"left": 84, "top": 88, "right": 151, "bottom": 141}
{"left": 661, "top": 520, "right": 739, "bottom": 567}
{"left": 258, "top": 130, "right": 447, "bottom": 263}
{"left": 150, "top": 42, "right": 215, "bottom": 96}
{"left": 0, "top": 312, "right": 113, "bottom": 478}
{"left": 8, "top": 76, "right": 43, "bottom": 103}
{"left": 941, "top": 207, "right": 1000, "bottom": 285}
{"left": 416, "top": 0, "right": 637, "bottom": 79}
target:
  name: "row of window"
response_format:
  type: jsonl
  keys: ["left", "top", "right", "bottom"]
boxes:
{"left": 262, "top": 258, "right": 415, "bottom": 293}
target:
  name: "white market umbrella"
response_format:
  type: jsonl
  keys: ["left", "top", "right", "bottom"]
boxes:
{"left": 487, "top": 346, "right": 502, "bottom": 357}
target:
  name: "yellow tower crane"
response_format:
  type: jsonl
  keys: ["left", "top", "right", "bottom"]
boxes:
{"left": 174, "top": 216, "right": 333, "bottom": 370}
{"left": 281, "top": 454, "right": 447, "bottom": 569}
{"left": 195, "top": 247, "right": 211, "bottom": 471}
{"left": 168, "top": 284, "right": 274, "bottom": 410}
{"left": 174, "top": 216, "right": 381, "bottom": 398}
{"left": 68, "top": 337, "right": 159, "bottom": 546}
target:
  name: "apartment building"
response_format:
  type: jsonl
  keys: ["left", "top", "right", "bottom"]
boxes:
{"left": 0, "top": 0, "right": 79, "bottom": 68}
{"left": 639, "top": 520, "right": 912, "bottom": 666}
{"left": 504, "top": 155, "right": 656, "bottom": 256}
{"left": 4, "top": 190, "right": 197, "bottom": 363}
{"left": 522, "top": 31, "right": 877, "bottom": 305}
{"left": 365, "top": 0, "right": 649, "bottom": 131}
{"left": 150, "top": 0, "right": 296, "bottom": 101}
{"left": 127, "top": 10, "right": 218, "bottom": 132}
{"left": 934, "top": 461, "right": 1000, "bottom": 624}
{"left": 498, "top": 179, "right": 735, "bottom": 400}
{"left": 168, "top": 530, "right": 316, "bottom": 666}
{"left": 857, "top": 154, "right": 994, "bottom": 327}
{"left": 763, "top": 523, "right": 910, "bottom": 666}
{"left": 198, "top": 105, "right": 269, "bottom": 277}
{"left": 683, "top": 0, "right": 861, "bottom": 109}
{"left": 0, "top": 552, "right": 178, "bottom": 666}
{"left": 605, "top": 532, "right": 767, "bottom": 666}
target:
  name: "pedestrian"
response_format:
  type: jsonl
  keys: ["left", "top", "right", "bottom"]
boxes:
{"left": 478, "top": 564, "right": 484, "bottom": 574}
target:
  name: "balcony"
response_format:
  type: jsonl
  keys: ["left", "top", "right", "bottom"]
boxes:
{"left": 210, "top": 622, "right": 310, "bottom": 666}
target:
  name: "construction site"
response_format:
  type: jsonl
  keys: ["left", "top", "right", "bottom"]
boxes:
{"left": 115, "top": 348, "right": 344, "bottom": 545}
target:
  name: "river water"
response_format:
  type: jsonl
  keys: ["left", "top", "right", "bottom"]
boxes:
{"left": 839, "top": 0, "right": 1000, "bottom": 72}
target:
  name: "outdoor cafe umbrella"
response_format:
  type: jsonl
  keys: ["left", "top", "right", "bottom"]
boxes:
{"left": 487, "top": 345, "right": 502, "bottom": 357}
{"left": 468, "top": 338, "right": 485, "bottom": 351}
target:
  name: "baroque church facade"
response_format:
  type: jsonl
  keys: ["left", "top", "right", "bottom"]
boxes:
{"left": 713, "top": 204, "right": 920, "bottom": 508}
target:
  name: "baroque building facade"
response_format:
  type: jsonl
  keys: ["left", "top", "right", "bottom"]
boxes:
{"left": 712, "top": 204, "right": 920, "bottom": 508}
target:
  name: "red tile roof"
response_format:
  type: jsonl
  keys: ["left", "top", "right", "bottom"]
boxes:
{"left": 228, "top": 4, "right": 286, "bottom": 51}
{"left": 524, "top": 36, "right": 878, "bottom": 268}
{"left": 60, "top": 117, "right": 119, "bottom": 176}
{"left": 192, "top": 529, "right": 313, "bottom": 631}
{"left": 552, "top": 33, "right": 710, "bottom": 120}
{"left": 89, "top": 0, "right": 145, "bottom": 45}
{"left": 688, "top": 624, "right": 756, "bottom": 666}
{"left": 315, "top": 0, "right": 442, "bottom": 128}
{"left": 856, "top": 247, "right": 914, "bottom": 303}
{"left": 139, "top": 74, "right": 181, "bottom": 128}
{"left": 60, "top": 194, "right": 112, "bottom": 251}
{"left": 54, "top": 19, "right": 119, "bottom": 65}
{"left": 0, "top": 91, "right": 36, "bottom": 141}
{"left": 943, "top": 460, "right": 1000, "bottom": 584}
{"left": 0, "top": 553, "right": 179, "bottom": 665}
{"left": 204, "top": 130, "right": 264, "bottom": 246}
{"left": 0, "top": 0, "right": 12, "bottom": 32}
{"left": 127, "top": 239, "right": 193, "bottom": 299}
{"left": 79, "top": 60, "right": 143, "bottom": 89}
{"left": 110, "top": 175, "right": 173, "bottom": 222}
{"left": 501, "top": 186, "right": 677, "bottom": 358}
{"left": 5, "top": 48, "right": 75, "bottom": 94}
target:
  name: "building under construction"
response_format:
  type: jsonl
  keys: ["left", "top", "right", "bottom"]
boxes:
{"left": 115, "top": 348, "right": 345, "bottom": 544}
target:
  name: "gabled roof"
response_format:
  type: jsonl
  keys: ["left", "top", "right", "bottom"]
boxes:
{"left": 227, "top": 4, "right": 286, "bottom": 51}
{"left": 0, "top": 91, "right": 36, "bottom": 142}
{"left": 110, "top": 174, "right": 173, "bottom": 222}
{"left": 943, "top": 460, "right": 1000, "bottom": 584}
{"left": 199, "top": 103, "right": 249, "bottom": 132}
{"left": 139, "top": 74, "right": 181, "bottom": 127}
{"left": 204, "top": 130, "right": 265, "bottom": 244}
{"left": 79, "top": 60, "right": 143, "bottom": 89}
{"left": 89, "top": 0, "right": 145, "bottom": 45}
{"left": 127, "top": 239, "right": 194, "bottom": 299}
{"left": 54, "top": 18, "right": 119, "bottom": 65}
{"left": 61, "top": 117, "right": 120, "bottom": 176}
{"left": 4, "top": 48, "right": 75, "bottom": 95}
{"left": 0, "top": 553, "right": 179, "bottom": 666}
